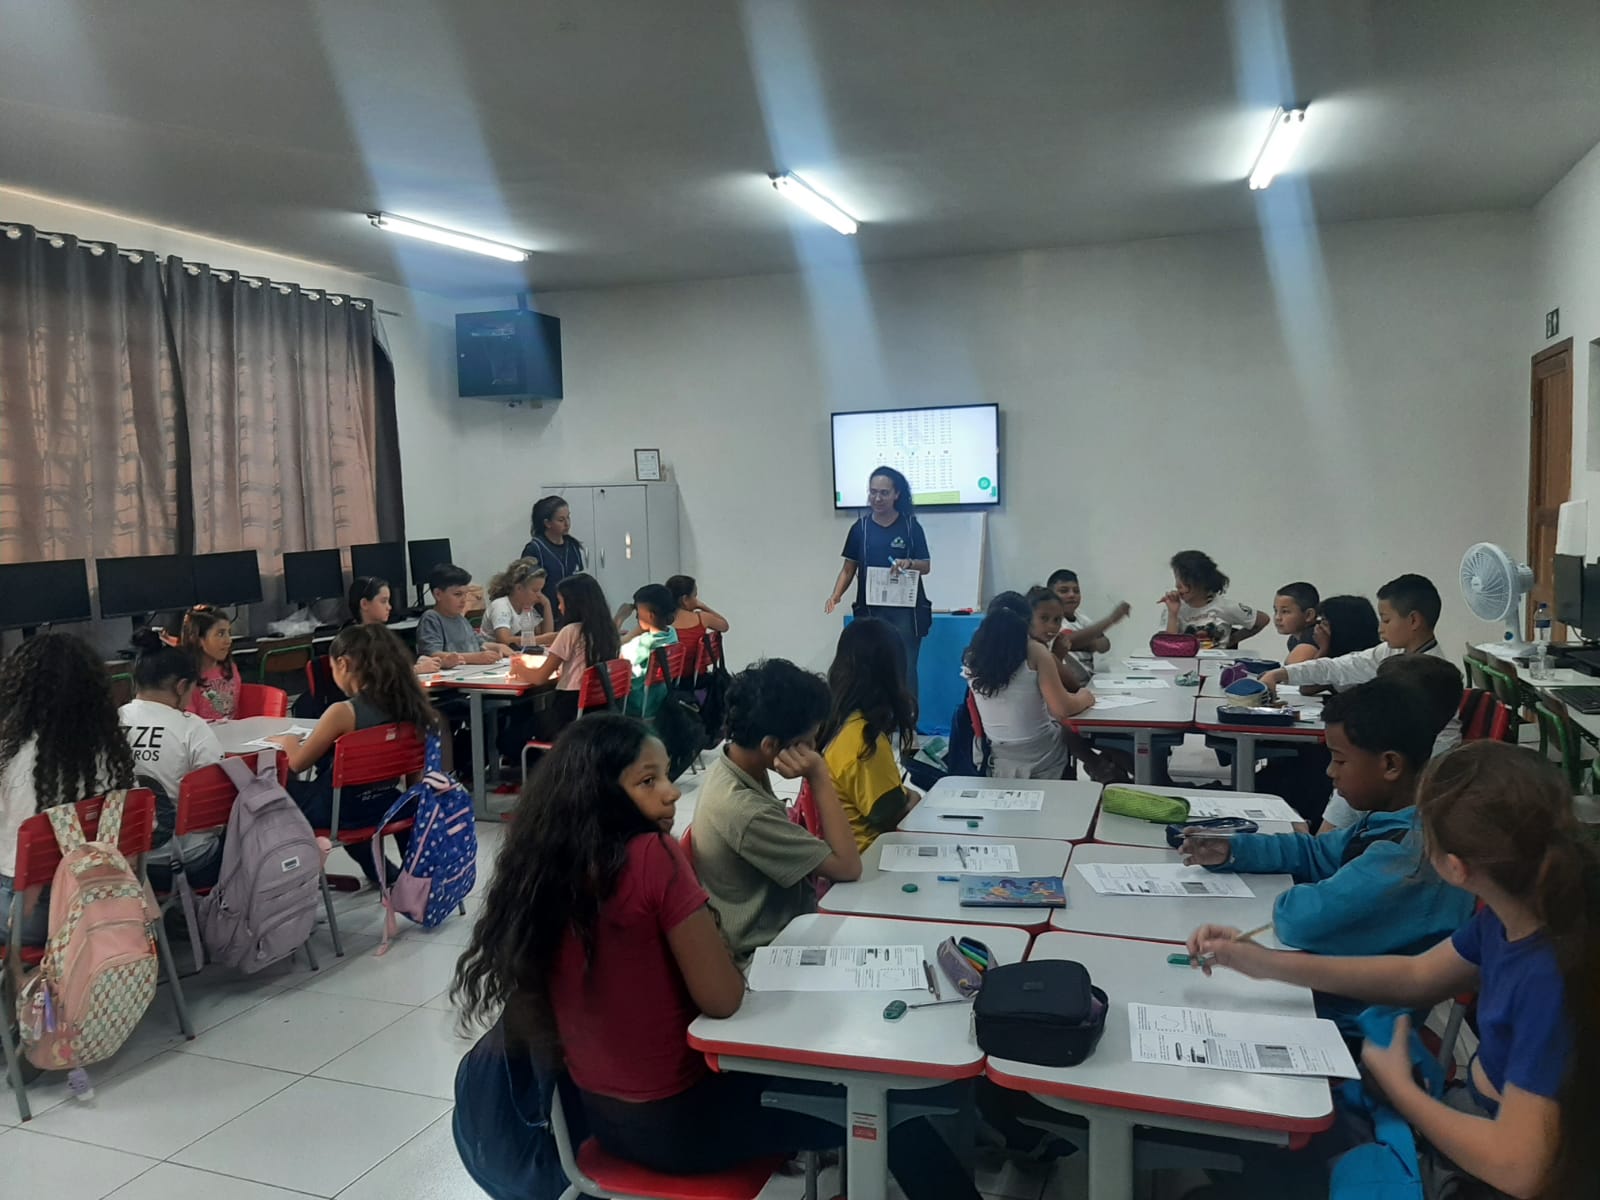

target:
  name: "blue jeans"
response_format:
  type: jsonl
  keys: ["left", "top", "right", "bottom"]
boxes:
{"left": 862, "top": 605, "right": 922, "bottom": 698}
{"left": 0, "top": 874, "right": 49, "bottom": 947}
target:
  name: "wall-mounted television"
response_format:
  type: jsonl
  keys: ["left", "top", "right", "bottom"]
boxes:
{"left": 831, "top": 403, "right": 1000, "bottom": 509}
{"left": 456, "top": 309, "right": 563, "bottom": 399}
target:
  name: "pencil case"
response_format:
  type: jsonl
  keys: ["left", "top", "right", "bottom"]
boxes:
{"left": 1101, "top": 785, "right": 1189, "bottom": 824}
{"left": 974, "top": 961, "right": 1108, "bottom": 1067}
{"left": 936, "top": 936, "right": 994, "bottom": 997}
{"left": 1214, "top": 704, "right": 1298, "bottom": 727}
{"left": 1149, "top": 633, "right": 1199, "bottom": 657}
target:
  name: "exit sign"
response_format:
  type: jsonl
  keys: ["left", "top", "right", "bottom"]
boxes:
{"left": 1546, "top": 308, "right": 1560, "bottom": 338}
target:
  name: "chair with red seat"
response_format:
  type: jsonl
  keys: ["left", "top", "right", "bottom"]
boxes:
{"left": 318, "top": 723, "right": 428, "bottom": 956}
{"left": 0, "top": 788, "right": 195, "bottom": 1121}
{"left": 235, "top": 682, "right": 289, "bottom": 719}
{"left": 520, "top": 659, "right": 634, "bottom": 781}
{"left": 549, "top": 1083, "right": 785, "bottom": 1200}
{"left": 157, "top": 750, "right": 319, "bottom": 975}
{"left": 675, "top": 623, "right": 707, "bottom": 674}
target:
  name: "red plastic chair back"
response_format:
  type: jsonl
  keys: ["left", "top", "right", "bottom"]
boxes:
{"left": 576, "top": 659, "right": 634, "bottom": 715}
{"left": 675, "top": 623, "right": 707, "bottom": 667}
{"left": 705, "top": 630, "right": 726, "bottom": 669}
{"left": 665, "top": 642, "right": 689, "bottom": 684}
{"left": 175, "top": 750, "right": 285, "bottom": 837}
{"left": 235, "top": 683, "right": 289, "bottom": 719}
{"left": 330, "top": 723, "right": 427, "bottom": 790}
{"left": 790, "top": 780, "right": 822, "bottom": 836}
{"left": 965, "top": 689, "right": 987, "bottom": 741}
{"left": 305, "top": 655, "right": 336, "bottom": 700}
{"left": 12, "top": 789, "right": 158, "bottom": 890}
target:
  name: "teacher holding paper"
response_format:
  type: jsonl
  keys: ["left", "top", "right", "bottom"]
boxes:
{"left": 825, "top": 465, "right": 932, "bottom": 693}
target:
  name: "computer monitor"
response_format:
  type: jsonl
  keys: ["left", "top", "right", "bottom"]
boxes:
{"left": 1581, "top": 564, "right": 1600, "bottom": 638}
{"left": 283, "top": 549, "right": 345, "bottom": 608}
{"left": 191, "top": 549, "right": 263, "bottom": 607}
{"left": 0, "top": 559, "right": 93, "bottom": 631}
{"left": 408, "top": 538, "right": 453, "bottom": 595}
{"left": 349, "top": 542, "right": 408, "bottom": 596}
{"left": 96, "top": 554, "right": 197, "bottom": 620}
{"left": 1555, "top": 554, "right": 1584, "bottom": 629}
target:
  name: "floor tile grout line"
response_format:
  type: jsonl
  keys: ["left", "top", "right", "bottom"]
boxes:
{"left": 328, "top": 1107, "right": 456, "bottom": 1199}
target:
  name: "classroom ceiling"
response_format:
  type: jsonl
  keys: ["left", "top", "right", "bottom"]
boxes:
{"left": 3, "top": 0, "right": 1599, "bottom": 296}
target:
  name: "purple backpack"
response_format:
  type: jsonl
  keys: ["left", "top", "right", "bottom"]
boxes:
{"left": 371, "top": 733, "right": 477, "bottom": 955}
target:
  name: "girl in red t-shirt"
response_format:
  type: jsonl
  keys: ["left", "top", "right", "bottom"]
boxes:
{"left": 451, "top": 714, "right": 978, "bottom": 1198}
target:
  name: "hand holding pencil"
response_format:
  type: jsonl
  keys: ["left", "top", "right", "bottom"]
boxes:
{"left": 1184, "top": 923, "right": 1273, "bottom": 977}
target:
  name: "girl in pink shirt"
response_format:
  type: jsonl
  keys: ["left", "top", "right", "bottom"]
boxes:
{"left": 179, "top": 606, "right": 240, "bottom": 722}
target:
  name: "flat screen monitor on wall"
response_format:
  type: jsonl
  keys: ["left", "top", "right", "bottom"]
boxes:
{"left": 831, "top": 404, "right": 1000, "bottom": 509}
{"left": 0, "top": 559, "right": 93, "bottom": 630}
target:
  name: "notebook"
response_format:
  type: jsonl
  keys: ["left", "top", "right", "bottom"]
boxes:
{"left": 958, "top": 875, "right": 1067, "bottom": 908}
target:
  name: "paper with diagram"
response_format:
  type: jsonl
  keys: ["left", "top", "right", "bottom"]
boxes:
{"left": 1086, "top": 694, "right": 1155, "bottom": 712}
{"left": 1094, "top": 676, "right": 1172, "bottom": 690}
{"left": 1129, "top": 1004, "right": 1359, "bottom": 1078}
{"left": 865, "top": 565, "right": 919, "bottom": 607}
{"left": 1182, "top": 793, "right": 1302, "bottom": 823}
{"left": 747, "top": 945, "right": 926, "bottom": 992}
{"left": 1076, "top": 862, "right": 1256, "bottom": 898}
{"left": 927, "top": 787, "right": 1045, "bottom": 812}
{"left": 1122, "top": 658, "right": 1179, "bottom": 671}
{"left": 878, "top": 842, "right": 1021, "bottom": 873}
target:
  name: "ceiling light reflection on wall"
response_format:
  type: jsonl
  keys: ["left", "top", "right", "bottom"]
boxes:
{"left": 770, "top": 173, "right": 859, "bottom": 235}
{"left": 1247, "top": 107, "right": 1308, "bottom": 190}
{"left": 367, "top": 212, "right": 529, "bottom": 261}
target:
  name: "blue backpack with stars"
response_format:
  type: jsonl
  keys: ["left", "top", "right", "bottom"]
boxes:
{"left": 371, "top": 731, "right": 477, "bottom": 955}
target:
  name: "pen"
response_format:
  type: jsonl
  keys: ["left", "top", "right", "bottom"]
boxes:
{"left": 923, "top": 959, "right": 941, "bottom": 1000}
{"left": 939, "top": 814, "right": 984, "bottom": 821}
{"left": 955, "top": 845, "right": 968, "bottom": 869}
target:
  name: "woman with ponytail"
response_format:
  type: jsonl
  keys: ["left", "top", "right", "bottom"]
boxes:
{"left": 1188, "top": 740, "right": 1598, "bottom": 1198}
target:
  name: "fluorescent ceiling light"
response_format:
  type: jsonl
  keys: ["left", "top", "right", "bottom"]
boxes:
{"left": 770, "top": 173, "right": 859, "bottom": 235}
{"left": 1247, "top": 107, "right": 1308, "bottom": 190}
{"left": 367, "top": 212, "right": 528, "bottom": 262}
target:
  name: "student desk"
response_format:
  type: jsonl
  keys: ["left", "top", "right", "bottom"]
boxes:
{"left": 1069, "top": 688, "right": 1196, "bottom": 784}
{"left": 984, "top": 931, "right": 1334, "bottom": 1200}
{"left": 1052, "top": 844, "right": 1291, "bottom": 943}
{"left": 897, "top": 775, "right": 1100, "bottom": 842}
{"left": 1191, "top": 704, "right": 1325, "bottom": 791}
{"left": 819, "top": 832, "right": 1072, "bottom": 929}
{"left": 420, "top": 664, "right": 550, "bottom": 818}
{"left": 1197, "top": 676, "right": 1323, "bottom": 700}
{"left": 1091, "top": 785, "right": 1302, "bottom": 848}
{"left": 213, "top": 716, "right": 301, "bottom": 754}
{"left": 689, "top": 913, "right": 1030, "bottom": 1200}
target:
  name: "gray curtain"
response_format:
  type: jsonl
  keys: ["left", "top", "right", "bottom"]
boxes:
{"left": 164, "top": 259, "right": 380, "bottom": 561}
{"left": 0, "top": 225, "right": 185, "bottom": 565}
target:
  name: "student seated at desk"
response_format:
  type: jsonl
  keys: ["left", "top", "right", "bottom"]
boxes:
{"left": 1047, "top": 567, "right": 1131, "bottom": 676}
{"left": 121, "top": 630, "right": 226, "bottom": 891}
{"left": 666, "top": 574, "right": 730, "bottom": 633}
{"left": 416, "top": 564, "right": 510, "bottom": 669}
{"left": 1188, "top": 742, "right": 1596, "bottom": 1200}
{"left": 1181, "top": 677, "right": 1474, "bottom": 1035}
{"left": 620, "top": 584, "right": 679, "bottom": 719}
{"left": 0, "top": 634, "right": 135, "bottom": 947}
{"left": 177, "top": 605, "right": 241, "bottom": 722}
{"left": 267, "top": 625, "right": 437, "bottom": 886}
{"left": 1260, "top": 573, "right": 1443, "bottom": 693}
{"left": 963, "top": 592, "right": 1093, "bottom": 780}
{"left": 1273, "top": 581, "right": 1321, "bottom": 664}
{"left": 822, "top": 618, "right": 920, "bottom": 850}
{"left": 450, "top": 715, "right": 976, "bottom": 1199}
{"left": 1161, "top": 549, "right": 1268, "bottom": 647}
{"left": 690, "top": 659, "right": 862, "bottom": 966}
{"left": 1027, "top": 587, "right": 1131, "bottom": 783}
{"left": 514, "top": 573, "right": 621, "bottom": 744}
{"left": 481, "top": 558, "right": 555, "bottom": 649}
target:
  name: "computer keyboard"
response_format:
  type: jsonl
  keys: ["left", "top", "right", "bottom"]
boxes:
{"left": 1557, "top": 686, "right": 1600, "bottom": 715}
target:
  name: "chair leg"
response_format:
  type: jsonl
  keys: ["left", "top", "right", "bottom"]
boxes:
{"left": 801, "top": 1149, "right": 820, "bottom": 1200}
{"left": 152, "top": 917, "right": 196, "bottom": 1039}
{"left": 302, "top": 935, "right": 320, "bottom": 972}
{"left": 319, "top": 870, "right": 345, "bottom": 957}
{"left": 0, "top": 1009, "right": 30, "bottom": 1123}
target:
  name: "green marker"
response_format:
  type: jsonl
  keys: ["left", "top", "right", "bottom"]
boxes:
{"left": 1166, "top": 952, "right": 1194, "bottom": 966}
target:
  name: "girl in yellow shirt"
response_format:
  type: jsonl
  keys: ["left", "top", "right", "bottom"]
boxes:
{"left": 821, "top": 618, "right": 921, "bottom": 850}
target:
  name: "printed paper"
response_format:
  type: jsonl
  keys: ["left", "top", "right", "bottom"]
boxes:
{"left": 1094, "top": 676, "right": 1172, "bottom": 690}
{"left": 1084, "top": 694, "right": 1155, "bottom": 711}
{"left": 747, "top": 945, "right": 926, "bottom": 992}
{"left": 1076, "top": 862, "right": 1256, "bottom": 898}
{"left": 879, "top": 842, "right": 1021, "bottom": 873}
{"left": 865, "top": 565, "right": 919, "bottom": 608}
{"left": 1129, "top": 1004, "right": 1359, "bottom": 1078}
{"left": 927, "top": 787, "right": 1045, "bottom": 812}
{"left": 1180, "top": 793, "right": 1302, "bottom": 824}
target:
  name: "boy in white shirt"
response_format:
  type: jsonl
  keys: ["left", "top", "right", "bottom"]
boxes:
{"left": 1047, "top": 568, "right": 1131, "bottom": 676}
{"left": 121, "top": 631, "right": 227, "bottom": 889}
{"left": 1261, "top": 574, "right": 1444, "bottom": 692}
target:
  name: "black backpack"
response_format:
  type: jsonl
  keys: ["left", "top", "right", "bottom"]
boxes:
{"left": 651, "top": 649, "right": 708, "bottom": 781}
{"left": 452, "top": 1018, "right": 580, "bottom": 1200}
{"left": 946, "top": 693, "right": 992, "bottom": 777}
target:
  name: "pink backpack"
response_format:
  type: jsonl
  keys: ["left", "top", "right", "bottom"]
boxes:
{"left": 17, "top": 791, "right": 159, "bottom": 1071}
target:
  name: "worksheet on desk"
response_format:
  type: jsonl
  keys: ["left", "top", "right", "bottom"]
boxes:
{"left": 927, "top": 787, "right": 1044, "bottom": 811}
{"left": 1085, "top": 694, "right": 1155, "bottom": 711}
{"left": 878, "top": 842, "right": 1021, "bottom": 873}
{"left": 1122, "top": 658, "right": 1179, "bottom": 671}
{"left": 1128, "top": 1004, "right": 1359, "bottom": 1078}
{"left": 1094, "top": 675, "right": 1172, "bottom": 690}
{"left": 1181, "top": 794, "right": 1302, "bottom": 823}
{"left": 747, "top": 945, "right": 926, "bottom": 992}
{"left": 1077, "top": 862, "right": 1255, "bottom": 898}
{"left": 236, "top": 726, "right": 314, "bottom": 750}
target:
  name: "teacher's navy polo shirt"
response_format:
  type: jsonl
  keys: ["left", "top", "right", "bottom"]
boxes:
{"left": 841, "top": 513, "right": 929, "bottom": 571}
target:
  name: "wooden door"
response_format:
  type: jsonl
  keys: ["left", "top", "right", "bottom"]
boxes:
{"left": 1527, "top": 339, "right": 1573, "bottom": 637}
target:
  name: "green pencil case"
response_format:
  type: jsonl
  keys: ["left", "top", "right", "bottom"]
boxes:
{"left": 1101, "top": 786, "right": 1190, "bottom": 824}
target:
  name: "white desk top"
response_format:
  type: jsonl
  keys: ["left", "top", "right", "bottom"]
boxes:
{"left": 1051, "top": 843, "right": 1291, "bottom": 943}
{"left": 898, "top": 776, "right": 1099, "bottom": 842}
{"left": 1073, "top": 687, "right": 1196, "bottom": 729}
{"left": 688, "top": 914, "right": 1030, "bottom": 1079}
{"left": 819, "top": 833, "right": 1072, "bottom": 928}
{"left": 213, "top": 716, "right": 302, "bottom": 755}
{"left": 1091, "top": 785, "right": 1301, "bottom": 848}
{"left": 984, "top": 931, "right": 1333, "bottom": 1134}
{"left": 419, "top": 664, "right": 539, "bottom": 694}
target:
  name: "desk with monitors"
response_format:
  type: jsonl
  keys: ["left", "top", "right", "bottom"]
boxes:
{"left": 407, "top": 538, "right": 453, "bottom": 606}
{"left": 350, "top": 542, "right": 408, "bottom": 601}
{"left": 283, "top": 549, "right": 346, "bottom": 609}
{"left": 0, "top": 560, "right": 94, "bottom": 632}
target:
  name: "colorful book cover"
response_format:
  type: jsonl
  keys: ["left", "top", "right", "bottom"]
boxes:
{"left": 958, "top": 875, "right": 1067, "bottom": 908}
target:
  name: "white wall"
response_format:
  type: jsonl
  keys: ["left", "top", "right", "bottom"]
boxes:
{"left": 1533, "top": 139, "right": 1600, "bottom": 547}
{"left": 431, "top": 212, "right": 1532, "bottom": 671}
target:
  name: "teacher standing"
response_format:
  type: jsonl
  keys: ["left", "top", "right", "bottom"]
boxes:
{"left": 522, "top": 495, "right": 588, "bottom": 599}
{"left": 825, "top": 466, "right": 931, "bottom": 694}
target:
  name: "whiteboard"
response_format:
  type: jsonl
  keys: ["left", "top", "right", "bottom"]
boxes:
{"left": 916, "top": 512, "right": 986, "bottom": 611}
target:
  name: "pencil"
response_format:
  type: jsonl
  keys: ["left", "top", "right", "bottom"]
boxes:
{"left": 1198, "top": 922, "right": 1272, "bottom": 966}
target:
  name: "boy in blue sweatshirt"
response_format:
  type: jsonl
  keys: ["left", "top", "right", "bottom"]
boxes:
{"left": 1180, "top": 671, "right": 1474, "bottom": 1032}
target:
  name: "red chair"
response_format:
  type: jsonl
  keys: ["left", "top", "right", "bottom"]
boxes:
{"left": 318, "top": 724, "right": 428, "bottom": 956}
{"left": 235, "top": 683, "right": 289, "bottom": 719}
{"left": 157, "top": 751, "right": 319, "bottom": 975}
{"left": 550, "top": 1084, "right": 784, "bottom": 1200}
{"left": 0, "top": 789, "right": 194, "bottom": 1122}
{"left": 520, "top": 659, "right": 633, "bottom": 780}
{"left": 1459, "top": 689, "right": 1513, "bottom": 743}
{"left": 675, "top": 623, "right": 708, "bottom": 673}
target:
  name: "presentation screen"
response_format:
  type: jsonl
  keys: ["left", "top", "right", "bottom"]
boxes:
{"left": 831, "top": 404, "right": 1000, "bottom": 509}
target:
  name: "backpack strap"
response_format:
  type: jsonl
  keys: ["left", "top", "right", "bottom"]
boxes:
{"left": 371, "top": 775, "right": 430, "bottom": 957}
{"left": 44, "top": 802, "right": 88, "bottom": 856}
{"left": 596, "top": 663, "right": 621, "bottom": 712}
{"left": 96, "top": 788, "right": 129, "bottom": 847}
{"left": 217, "top": 754, "right": 258, "bottom": 791}
{"left": 424, "top": 729, "right": 444, "bottom": 775}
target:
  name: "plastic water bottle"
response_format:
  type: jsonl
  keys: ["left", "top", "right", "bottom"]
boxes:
{"left": 1534, "top": 602, "right": 1553, "bottom": 679}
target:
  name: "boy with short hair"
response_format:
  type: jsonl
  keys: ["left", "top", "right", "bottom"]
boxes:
{"left": 417, "top": 564, "right": 508, "bottom": 667}
{"left": 1260, "top": 572, "right": 1442, "bottom": 692}
{"left": 1273, "top": 581, "right": 1320, "bottom": 663}
{"left": 1181, "top": 677, "right": 1474, "bottom": 1031}
{"left": 620, "top": 583, "right": 680, "bottom": 718}
{"left": 1046, "top": 568, "right": 1131, "bottom": 676}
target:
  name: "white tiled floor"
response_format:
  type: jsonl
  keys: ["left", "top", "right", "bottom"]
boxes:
{"left": 3, "top": 769, "right": 1082, "bottom": 1199}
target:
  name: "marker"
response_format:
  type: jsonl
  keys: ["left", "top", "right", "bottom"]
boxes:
{"left": 955, "top": 846, "right": 968, "bottom": 870}
{"left": 936, "top": 875, "right": 960, "bottom": 882}
{"left": 939, "top": 814, "right": 984, "bottom": 822}
{"left": 923, "top": 959, "right": 941, "bottom": 1000}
